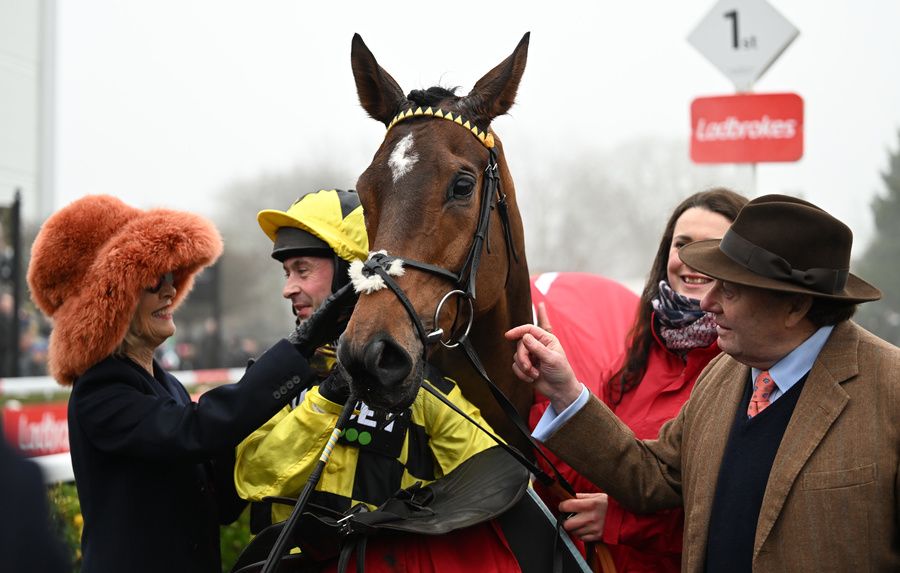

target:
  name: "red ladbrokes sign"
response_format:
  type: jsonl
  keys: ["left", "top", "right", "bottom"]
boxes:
{"left": 2, "top": 402, "right": 69, "bottom": 457}
{"left": 691, "top": 93, "right": 804, "bottom": 163}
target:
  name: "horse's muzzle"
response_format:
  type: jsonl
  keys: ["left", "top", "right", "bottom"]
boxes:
{"left": 338, "top": 332, "right": 422, "bottom": 412}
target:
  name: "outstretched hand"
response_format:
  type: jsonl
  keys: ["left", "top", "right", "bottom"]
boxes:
{"left": 289, "top": 283, "right": 359, "bottom": 357}
{"left": 504, "top": 303, "right": 582, "bottom": 413}
{"left": 559, "top": 492, "right": 609, "bottom": 543}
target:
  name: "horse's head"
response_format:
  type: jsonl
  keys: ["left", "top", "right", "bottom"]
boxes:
{"left": 340, "top": 33, "right": 532, "bottom": 419}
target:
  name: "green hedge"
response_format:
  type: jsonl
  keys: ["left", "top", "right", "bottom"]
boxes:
{"left": 47, "top": 482, "right": 252, "bottom": 572}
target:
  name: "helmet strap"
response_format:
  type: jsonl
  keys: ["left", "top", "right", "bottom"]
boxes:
{"left": 331, "top": 255, "right": 351, "bottom": 293}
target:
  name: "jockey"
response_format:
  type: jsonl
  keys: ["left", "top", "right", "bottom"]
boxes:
{"left": 234, "top": 189, "right": 524, "bottom": 572}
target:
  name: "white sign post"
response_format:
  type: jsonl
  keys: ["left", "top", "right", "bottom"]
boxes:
{"left": 688, "top": 0, "right": 799, "bottom": 93}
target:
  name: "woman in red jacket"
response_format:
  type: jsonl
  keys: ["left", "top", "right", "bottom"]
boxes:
{"left": 559, "top": 188, "right": 748, "bottom": 572}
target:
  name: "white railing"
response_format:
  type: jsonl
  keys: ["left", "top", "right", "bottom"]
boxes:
{"left": 0, "top": 368, "right": 247, "bottom": 397}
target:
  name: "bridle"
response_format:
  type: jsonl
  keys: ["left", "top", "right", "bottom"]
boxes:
{"left": 349, "top": 106, "right": 576, "bottom": 494}
{"left": 349, "top": 105, "right": 519, "bottom": 352}
{"left": 259, "top": 105, "right": 576, "bottom": 573}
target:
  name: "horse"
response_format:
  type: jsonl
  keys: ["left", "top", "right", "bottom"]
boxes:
{"left": 232, "top": 34, "right": 597, "bottom": 573}
{"left": 339, "top": 33, "right": 535, "bottom": 455}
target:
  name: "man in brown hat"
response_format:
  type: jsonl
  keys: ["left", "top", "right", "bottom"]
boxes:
{"left": 506, "top": 194, "right": 899, "bottom": 572}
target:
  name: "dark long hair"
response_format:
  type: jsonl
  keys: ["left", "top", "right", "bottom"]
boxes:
{"left": 609, "top": 187, "right": 749, "bottom": 404}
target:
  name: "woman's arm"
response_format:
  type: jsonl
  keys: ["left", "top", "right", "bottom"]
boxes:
{"left": 73, "top": 340, "right": 314, "bottom": 460}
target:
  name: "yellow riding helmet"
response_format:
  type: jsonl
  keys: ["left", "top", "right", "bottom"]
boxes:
{"left": 258, "top": 189, "right": 368, "bottom": 264}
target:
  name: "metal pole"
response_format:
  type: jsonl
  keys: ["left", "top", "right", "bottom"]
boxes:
{"left": 750, "top": 163, "right": 758, "bottom": 197}
{"left": 11, "top": 190, "right": 21, "bottom": 377}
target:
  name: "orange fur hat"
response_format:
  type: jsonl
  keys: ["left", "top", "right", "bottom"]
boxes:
{"left": 27, "top": 195, "right": 224, "bottom": 385}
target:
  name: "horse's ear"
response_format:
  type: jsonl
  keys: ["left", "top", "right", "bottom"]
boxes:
{"left": 351, "top": 34, "right": 407, "bottom": 126}
{"left": 462, "top": 32, "right": 530, "bottom": 126}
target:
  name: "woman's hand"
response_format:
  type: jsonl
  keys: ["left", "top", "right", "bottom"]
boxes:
{"left": 504, "top": 303, "right": 582, "bottom": 412}
{"left": 559, "top": 492, "right": 609, "bottom": 543}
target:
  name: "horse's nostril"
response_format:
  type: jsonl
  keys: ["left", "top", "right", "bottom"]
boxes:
{"left": 363, "top": 336, "right": 412, "bottom": 389}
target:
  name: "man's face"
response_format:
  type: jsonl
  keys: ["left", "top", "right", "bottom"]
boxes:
{"left": 700, "top": 280, "right": 799, "bottom": 369}
{"left": 282, "top": 255, "right": 334, "bottom": 322}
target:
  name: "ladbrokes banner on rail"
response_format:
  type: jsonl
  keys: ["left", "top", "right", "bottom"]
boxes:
{"left": 3, "top": 402, "right": 70, "bottom": 457}
{"left": 690, "top": 92, "right": 804, "bottom": 163}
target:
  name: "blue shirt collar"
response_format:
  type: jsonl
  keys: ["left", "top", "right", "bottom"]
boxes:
{"left": 752, "top": 325, "right": 834, "bottom": 395}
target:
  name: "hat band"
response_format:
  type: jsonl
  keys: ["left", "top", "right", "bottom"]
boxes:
{"left": 719, "top": 230, "right": 849, "bottom": 294}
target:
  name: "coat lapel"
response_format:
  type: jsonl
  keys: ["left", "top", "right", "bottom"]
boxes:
{"left": 752, "top": 322, "right": 860, "bottom": 557}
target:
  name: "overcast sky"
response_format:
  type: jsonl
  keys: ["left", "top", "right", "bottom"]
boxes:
{"left": 56, "top": 0, "right": 900, "bottom": 250}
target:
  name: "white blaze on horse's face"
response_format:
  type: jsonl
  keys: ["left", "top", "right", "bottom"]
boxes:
{"left": 388, "top": 133, "right": 418, "bottom": 183}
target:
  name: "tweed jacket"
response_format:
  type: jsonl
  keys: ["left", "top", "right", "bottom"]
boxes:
{"left": 545, "top": 320, "right": 899, "bottom": 572}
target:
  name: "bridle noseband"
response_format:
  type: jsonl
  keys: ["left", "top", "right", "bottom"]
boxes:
{"left": 349, "top": 106, "right": 519, "bottom": 352}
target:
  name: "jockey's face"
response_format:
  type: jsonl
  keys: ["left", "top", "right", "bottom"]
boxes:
{"left": 282, "top": 255, "right": 334, "bottom": 322}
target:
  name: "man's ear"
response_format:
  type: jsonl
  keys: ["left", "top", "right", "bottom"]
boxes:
{"left": 784, "top": 293, "right": 814, "bottom": 328}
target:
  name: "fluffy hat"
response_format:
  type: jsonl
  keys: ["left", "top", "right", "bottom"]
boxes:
{"left": 27, "top": 195, "right": 223, "bottom": 385}
{"left": 679, "top": 194, "right": 880, "bottom": 303}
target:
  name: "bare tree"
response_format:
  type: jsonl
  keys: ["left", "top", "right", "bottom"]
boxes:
{"left": 517, "top": 137, "right": 751, "bottom": 287}
{"left": 209, "top": 137, "right": 751, "bottom": 353}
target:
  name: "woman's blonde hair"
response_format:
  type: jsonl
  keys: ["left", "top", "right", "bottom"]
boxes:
{"left": 114, "top": 305, "right": 154, "bottom": 359}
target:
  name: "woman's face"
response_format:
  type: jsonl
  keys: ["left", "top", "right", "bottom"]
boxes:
{"left": 666, "top": 207, "right": 733, "bottom": 299}
{"left": 129, "top": 273, "right": 177, "bottom": 349}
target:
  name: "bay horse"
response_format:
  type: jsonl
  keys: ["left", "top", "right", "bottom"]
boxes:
{"left": 339, "top": 33, "right": 535, "bottom": 455}
{"left": 237, "top": 34, "right": 595, "bottom": 573}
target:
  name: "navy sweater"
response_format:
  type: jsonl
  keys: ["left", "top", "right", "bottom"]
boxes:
{"left": 704, "top": 374, "right": 808, "bottom": 572}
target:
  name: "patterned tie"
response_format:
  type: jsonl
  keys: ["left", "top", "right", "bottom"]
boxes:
{"left": 748, "top": 370, "right": 776, "bottom": 418}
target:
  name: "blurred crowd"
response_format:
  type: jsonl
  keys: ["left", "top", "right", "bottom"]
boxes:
{"left": 0, "top": 292, "right": 262, "bottom": 378}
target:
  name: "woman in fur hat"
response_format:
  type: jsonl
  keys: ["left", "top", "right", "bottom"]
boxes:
{"left": 28, "top": 195, "right": 337, "bottom": 573}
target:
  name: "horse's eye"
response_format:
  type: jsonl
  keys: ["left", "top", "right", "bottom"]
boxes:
{"left": 449, "top": 175, "right": 476, "bottom": 200}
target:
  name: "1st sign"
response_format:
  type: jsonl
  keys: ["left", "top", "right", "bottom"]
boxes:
{"left": 688, "top": 0, "right": 799, "bottom": 92}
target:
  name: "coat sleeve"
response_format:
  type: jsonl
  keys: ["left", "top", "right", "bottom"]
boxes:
{"left": 72, "top": 339, "right": 314, "bottom": 461}
{"left": 233, "top": 386, "right": 342, "bottom": 502}
{"left": 544, "top": 394, "right": 685, "bottom": 513}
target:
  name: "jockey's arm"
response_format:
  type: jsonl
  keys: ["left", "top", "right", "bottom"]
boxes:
{"left": 233, "top": 387, "right": 345, "bottom": 503}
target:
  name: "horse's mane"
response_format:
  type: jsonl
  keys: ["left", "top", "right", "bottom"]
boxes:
{"left": 406, "top": 86, "right": 460, "bottom": 107}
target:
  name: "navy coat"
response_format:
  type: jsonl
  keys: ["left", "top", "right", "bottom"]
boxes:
{"left": 68, "top": 339, "right": 312, "bottom": 573}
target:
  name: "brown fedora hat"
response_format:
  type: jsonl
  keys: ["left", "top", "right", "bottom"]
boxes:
{"left": 679, "top": 194, "right": 881, "bottom": 303}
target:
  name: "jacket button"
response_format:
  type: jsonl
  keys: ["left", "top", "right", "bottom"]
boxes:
{"left": 292, "top": 375, "right": 302, "bottom": 384}
{"left": 286, "top": 380, "right": 295, "bottom": 390}
{"left": 273, "top": 391, "right": 281, "bottom": 399}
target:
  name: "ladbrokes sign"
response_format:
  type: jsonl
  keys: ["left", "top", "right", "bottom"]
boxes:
{"left": 690, "top": 93, "right": 803, "bottom": 163}
{"left": 2, "top": 402, "right": 69, "bottom": 457}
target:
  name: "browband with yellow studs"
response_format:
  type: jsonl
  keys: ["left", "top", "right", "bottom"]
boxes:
{"left": 386, "top": 106, "right": 495, "bottom": 148}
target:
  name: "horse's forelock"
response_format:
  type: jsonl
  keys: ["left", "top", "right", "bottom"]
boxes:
{"left": 406, "top": 86, "right": 460, "bottom": 108}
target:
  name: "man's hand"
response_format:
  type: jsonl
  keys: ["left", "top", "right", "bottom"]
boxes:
{"left": 504, "top": 317, "right": 582, "bottom": 413}
{"left": 289, "top": 283, "right": 359, "bottom": 357}
{"left": 559, "top": 493, "right": 609, "bottom": 543}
